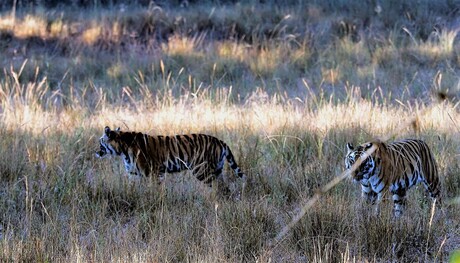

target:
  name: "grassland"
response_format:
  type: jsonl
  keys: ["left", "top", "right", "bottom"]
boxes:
{"left": 0, "top": 0, "right": 459, "bottom": 262}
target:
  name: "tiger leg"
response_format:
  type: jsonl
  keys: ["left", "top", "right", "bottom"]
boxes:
{"left": 194, "top": 167, "right": 224, "bottom": 193}
{"left": 361, "top": 184, "right": 380, "bottom": 215}
{"left": 361, "top": 184, "right": 377, "bottom": 204}
{"left": 213, "top": 167, "right": 231, "bottom": 197}
{"left": 195, "top": 163, "right": 215, "bottom": 184}
{"left": 200, "top": 166, "right": 230, "bottom": 197}
{"left": 195, "top": 163, "right": 230, "bottom": 197}
{"left": 372, "top": 193, "right": 385, "bottom": 216}
{"left": 158, "top": 166, "right": 166, "bottom": 185}
{"left": 422, "top": 179, "right": 441, "bottom": 206}
{"left": 363, "top": 191, "right": 378, "bottom": 204}
{"left": 391, "top": 187, "right": 407, "bottom": 217}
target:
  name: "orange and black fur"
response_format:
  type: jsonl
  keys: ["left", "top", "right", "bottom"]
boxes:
{"left": 345, "top": 139, "right": 440, "bottom": 216}
{"left": 96, "top": 126, "right": 246, "bottom": 195}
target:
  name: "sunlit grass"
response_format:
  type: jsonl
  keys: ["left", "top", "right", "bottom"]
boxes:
{"left": 3, "top": 69, "right": 456, "bottom": 138}
{"left": 0, "top": 15, "right": 14, "bottom": 30}
{"left": 0, "top": 14, "right": 47, "bottom": 39}
{"left": 162, "top": 35, "right": 202, "bottom": 56}
{"left": 81, "top": 24, "right": 102, "bottom": 45}
{"left": 405, "top": 28, "right": 459, "bottom": 62}
{"left": 216, "top": 41, "right": 247, "bottom": 61}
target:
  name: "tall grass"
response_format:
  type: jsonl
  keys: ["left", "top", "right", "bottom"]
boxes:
{"left": 0, "top": 1, "right": 459, "bottom": 262}
{"left": 1, "top": 64, "right": 459, "bottom": 261}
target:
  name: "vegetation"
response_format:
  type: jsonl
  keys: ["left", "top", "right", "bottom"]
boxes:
{"left": 0, "top": 0, "right": 459, "bottom": 262}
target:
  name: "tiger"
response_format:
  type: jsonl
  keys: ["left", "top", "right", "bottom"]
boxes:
{"left": 344, "top": 139, "right": 440, "bottom": 217}
{"left": 96, "top": 126, "right": 246, "bottom": 196}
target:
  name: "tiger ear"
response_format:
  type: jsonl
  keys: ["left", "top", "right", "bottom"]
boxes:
{"left": 346, "top": 142, "right": 354, "bottom": 152}
{"left": 105, "top": 126, "right": 116, "bottom": 139}
{"left": 115, "top": 127, "right": 121, "bottom": 132}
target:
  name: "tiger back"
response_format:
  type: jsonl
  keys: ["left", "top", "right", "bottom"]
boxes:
{"left": 345, "top": 139, "right": 440, "bottom": 216}
{"left": 96, "top": 126, "right": 246, "bottom": 196}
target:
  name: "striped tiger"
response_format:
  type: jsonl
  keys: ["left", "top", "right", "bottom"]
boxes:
{"left": 345, "top": 139, "right": 441, "bottom": 216}
{"left": 96, "top": 126, "right": 246, "bottom": 196}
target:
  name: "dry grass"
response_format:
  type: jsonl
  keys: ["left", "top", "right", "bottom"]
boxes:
{"left": 0, "top": 1, "right": 460, "bottom": 262}
{"left": 1, "top": 79, "right": 459, "bottom": 261}
{"left": 1, "top": 0, "right": 459, "bottom": 97}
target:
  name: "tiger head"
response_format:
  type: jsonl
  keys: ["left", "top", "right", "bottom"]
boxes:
{"left": 95, "top": 126, "right": 124, "bottom": 158}
{"left": 345, "top": 142, "right": 377, "bottom": 182}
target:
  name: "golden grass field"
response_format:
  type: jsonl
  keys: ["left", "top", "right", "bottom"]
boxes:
{"left": 0, "top": 1, "right": 459, "bottom": 262}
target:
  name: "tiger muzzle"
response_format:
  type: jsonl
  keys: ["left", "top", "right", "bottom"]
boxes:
{"left": 95, "top": 143, "right": 107, "bottom": 158}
